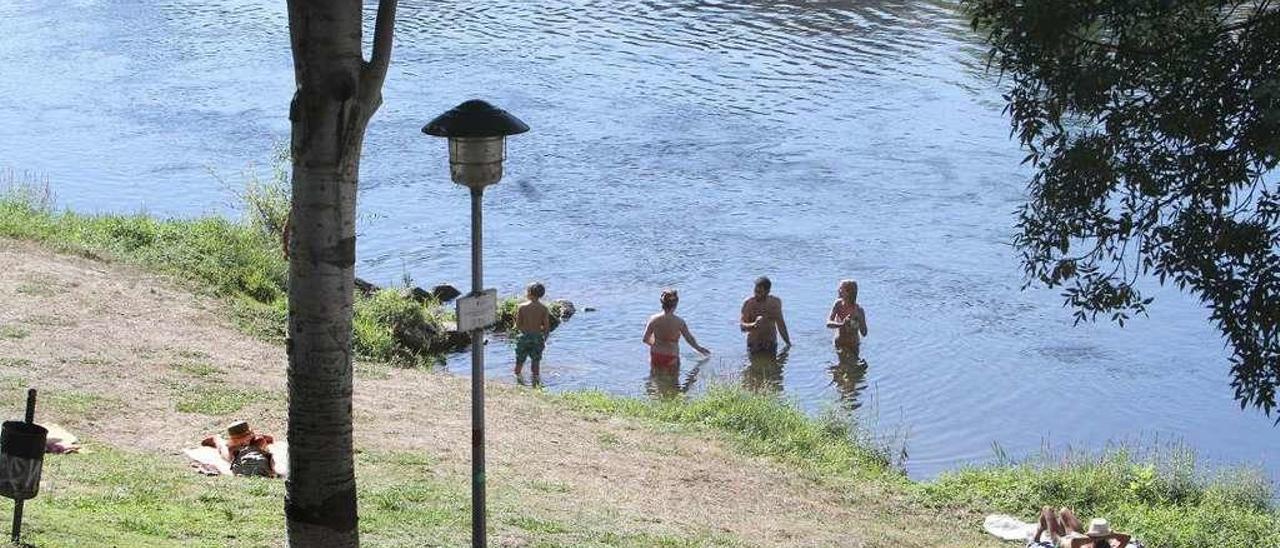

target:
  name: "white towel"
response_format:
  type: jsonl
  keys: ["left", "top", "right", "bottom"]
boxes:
{"left": 984, "top": 514, "right": 1036, "bottom": 541}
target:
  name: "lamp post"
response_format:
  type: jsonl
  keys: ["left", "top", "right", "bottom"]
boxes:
{"left": 423, "top": 99, "right": 528, "bottom": 548}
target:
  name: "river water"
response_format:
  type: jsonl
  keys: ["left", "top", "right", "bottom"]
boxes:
{"left": 1, "top": 0, "right": 1275, "bottom": 481}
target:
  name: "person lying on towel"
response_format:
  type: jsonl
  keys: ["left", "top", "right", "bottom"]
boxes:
{"left": 202, "top": 420, "right": 276, "bottom": 478}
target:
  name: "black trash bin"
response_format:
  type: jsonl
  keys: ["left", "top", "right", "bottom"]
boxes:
{"left": 0, "top": 420, "right": 47, "bottom": 500}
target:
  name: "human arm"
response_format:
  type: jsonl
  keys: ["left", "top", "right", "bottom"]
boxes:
{"left": 857, "top": 306, "right": 868, "bottom": 337}
{"left": 541, "top": 306, "right": 551, "bottom": 338}
{"left": 739, "top": 300, "right": 758, "bottom": 331}
{"left": 680, "top": 320, "right": 711, "bottom": 356}
{"left": 775, "top": 298, "right": 791, "bottom": 346}
{"left": 214, "top": 437, "right": 233, "bottom": 463}
{"left": 642, "top": 317, "right": 655, "bottom": 347}
{"left": 825, "top": 301, "right": 844, "bottom": 329}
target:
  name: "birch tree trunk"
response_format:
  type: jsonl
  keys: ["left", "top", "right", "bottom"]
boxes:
{"left": 284, "top": 0, "right": 396, "bottom": 545}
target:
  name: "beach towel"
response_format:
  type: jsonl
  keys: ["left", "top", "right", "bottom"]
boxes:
{"left": 43, "top": 423, "right": 80, "bottom": 454}
{"left": 984, "top": 514, "right": 1037, "bottom": 541}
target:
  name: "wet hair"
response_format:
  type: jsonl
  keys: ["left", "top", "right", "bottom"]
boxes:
{"left": 527, "top": 282, "right": 545, "bottom": 298}
{"left": 660, "top": 289, "right": 679, "bottom": 311}
{"left": 754, "top": 276, "right": 771, "bottom": 291}
{"left": 839, "top": 279, "right": 858, "bottom": 301}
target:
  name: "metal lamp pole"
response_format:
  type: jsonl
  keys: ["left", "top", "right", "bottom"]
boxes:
{"left": 467, "top": 184, "right": 485, "bottom": 546}
{"left": 423, "top": 100, "right": 529, "bottom": 548}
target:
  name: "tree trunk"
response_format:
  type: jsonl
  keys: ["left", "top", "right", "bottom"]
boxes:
{"left": 284, "top": 1, "right": 396, "bottom": 546}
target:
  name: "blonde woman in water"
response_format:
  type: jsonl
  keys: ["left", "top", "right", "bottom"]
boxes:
{"left": 826, "top": 279, "right": 868, "bottom": 358}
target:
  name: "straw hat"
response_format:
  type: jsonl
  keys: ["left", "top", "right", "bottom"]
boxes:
{"left": 1085, "top": 518, "right": 1113, "bottom": 538}
{"left": 226, "top": 420, "right": 254, "bottom": 444}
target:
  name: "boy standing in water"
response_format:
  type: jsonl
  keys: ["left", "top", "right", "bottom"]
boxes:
{"left": 514, "top": 282, "right": 551, "bottom": 377}
{"left": 740, "top": 276, "right": 791, "bottom": 353}
{"left": 826, "top": 279, "right": 868, "bottom": 358}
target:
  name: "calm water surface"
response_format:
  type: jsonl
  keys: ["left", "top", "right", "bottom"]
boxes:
{"left": 1, "top": 0, "right": 1275, "bottom": 481}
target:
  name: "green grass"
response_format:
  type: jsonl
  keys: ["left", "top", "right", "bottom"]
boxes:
{"left": 43, "top": 390, "right": 122, "bottom": 419}
{"left": 1, "top": 323, "right": 30, "bottom": 339}
{"left": 15, "top": 277, "right": 60, "bottom": 297}
{"left": 555, "top": 385, "right": 899, "bottom": 482}
{"left": 556, "top": 386, "right": 1280, "bottom": 547}
{"left": 0, "top": 357, "right": 32, "bottom": 368}
{"left": 72, "top": 354, "right": 116, "bottom": 367}
{"left": 508, "top": 516, "right": 572, "bottom": 535}
{"left": 170, "top": 360, "right": 223, "bottom": 379}
{"left": 0, "top": 378, "right": 119, "bottom": 422}
{"left": 21, "top": 445, "right": 284, "bottom": 547}
{"left": 174, "top": 386, "right": 279, "bottom": 415}
{"left": 22, "top": 313, "right": 77, "bottom": 327}
{"left": 527, "top": 479, "right": 572, "bottom": 494}
{"left": 915, "top": 445, "right": 1280, "bottom": 547}
{"left": 22, "top": 447, "right": 467, "bottom": 547}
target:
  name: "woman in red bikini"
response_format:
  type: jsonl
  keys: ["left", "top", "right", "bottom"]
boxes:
{"left": 643, "top": 289, "right": 711, "bottom": 367}
{"left": 826, "top": 279, "right": 868, "bottom": 358}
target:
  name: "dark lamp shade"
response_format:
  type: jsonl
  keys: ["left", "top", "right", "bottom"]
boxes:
{"left": 422, "top": 99, "right": 529, "bottom": 138}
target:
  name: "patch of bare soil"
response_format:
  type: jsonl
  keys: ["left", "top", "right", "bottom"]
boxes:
{"left": 0, "top": 239, "right": 991, "bottom": 547}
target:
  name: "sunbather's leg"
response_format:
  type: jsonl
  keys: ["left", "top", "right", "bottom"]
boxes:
{"left": 1059, "top": 507, "right": 1084, "bottom": 534}
{"left": 1040, "top": 506, "right": 1066, "bottom": 538}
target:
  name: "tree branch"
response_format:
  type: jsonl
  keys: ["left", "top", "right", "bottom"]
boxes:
{"left": 285, "top": 0, "right": 306, "bottom": 87}
{"left": 1066, "top": 7, "right": 1278, "bottom": 56}
{"left": 361, "top": 0, "right": 398, "bottom": 107}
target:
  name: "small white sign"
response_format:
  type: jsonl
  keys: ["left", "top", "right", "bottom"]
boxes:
{"left": 456, "top": 289, "right": 497, "bottom": 332}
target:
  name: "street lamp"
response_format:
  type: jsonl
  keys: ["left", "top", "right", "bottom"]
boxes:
{"left": 422, "top": 99, "right": 528, "bottom": 548}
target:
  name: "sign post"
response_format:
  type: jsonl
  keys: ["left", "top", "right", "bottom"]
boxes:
{"left": 456, "top": 289, "right": 498, "bottom": 333}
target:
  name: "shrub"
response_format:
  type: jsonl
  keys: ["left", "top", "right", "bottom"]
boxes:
{"left": 354, "top": 289, "right": 449, "bottom": 366}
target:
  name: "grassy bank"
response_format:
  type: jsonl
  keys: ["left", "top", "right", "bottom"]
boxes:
{"left": 3, "top": 179, "right": 1278, "bottom": 546}
{"left": 0, "top": 174, "right": 459, "bottom": 366}
{"left": 917, "top": 447, "right": 1280, "bottom": 547}
{"left": 558, "top": 387, "right": 1280, "bottom": 547}
{"left": 556, "top": 386, "right": 900, "bottom": 482}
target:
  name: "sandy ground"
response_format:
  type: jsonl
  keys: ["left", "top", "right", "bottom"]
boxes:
{"left": 0, "top": 239, "right": 991, "bottom": 547}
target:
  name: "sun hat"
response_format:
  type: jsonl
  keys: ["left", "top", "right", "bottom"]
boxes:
{"left": 226, "top": 420, "right": 254, "bottom": 445}
{"left": 1085, "top": 518, "right": 1113, "bottom": 537}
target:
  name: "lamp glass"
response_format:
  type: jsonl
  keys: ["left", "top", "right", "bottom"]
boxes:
{"left": 448, "top": 136, "right": 506, "bottom": 188}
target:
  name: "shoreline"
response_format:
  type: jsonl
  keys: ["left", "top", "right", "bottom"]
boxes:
{"left": 1, "top": 192, "right": 1277, "bottom": 546}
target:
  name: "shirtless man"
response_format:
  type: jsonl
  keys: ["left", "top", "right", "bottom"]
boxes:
{"left": 740, "top": 276, "right": 791, "bottom": 353}
{"left": 514, "top": 282, "right": 551, "bottom": 377}
{"left": 643, "top": 289, "right": 710, "bottom": 367}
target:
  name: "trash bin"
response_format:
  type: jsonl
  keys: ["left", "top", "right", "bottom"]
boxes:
{"left": 0, "top": 420, "right": 47, "bottom": 500}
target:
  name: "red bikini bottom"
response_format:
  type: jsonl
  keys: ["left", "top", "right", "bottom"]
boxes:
{"left": 650, "top": 351, "right": 679, "bottom": 368}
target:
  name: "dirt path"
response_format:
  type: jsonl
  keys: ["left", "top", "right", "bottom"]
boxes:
{"left": 0, "top": 239, "right": 990, "bottom": 547}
